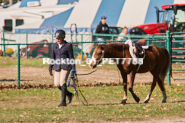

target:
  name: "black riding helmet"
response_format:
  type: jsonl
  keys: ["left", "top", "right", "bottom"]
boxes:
{"left": 55, "top": 30, "right": 65, "bottom": 38}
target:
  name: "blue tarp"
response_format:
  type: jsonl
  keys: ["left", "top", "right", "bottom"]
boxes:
{"left": 40, "top": 7, "right": 74, "bottom": 28}
{"left": 20, "top": 0, "right": 40, "bottom": 8}
{"left": 58, "top": 0, "right": 78, "bottom": 4}
{"left": 91, "top": 0, "right": 125, "bottom": 28}
{"left": 16, "top": 0, "right": 177, "bottom": 33}
{"left": 15, "top": 28, "right": 92, "bottom": 33}
{"left": 20, "top": 0, "right": 79, "bottom": 8}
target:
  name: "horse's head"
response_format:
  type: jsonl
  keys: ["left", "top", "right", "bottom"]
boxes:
{"left": 89, "top": 44, "right": 104, "bottom": 69}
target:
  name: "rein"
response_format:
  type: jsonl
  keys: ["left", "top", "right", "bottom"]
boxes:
{"left": 76, "top": 67, "right": 98, "bottom": 75}
{"left": 77, "top": 45, "right": 105, "bottom": 76}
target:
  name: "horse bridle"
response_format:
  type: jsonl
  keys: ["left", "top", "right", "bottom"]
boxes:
{"left": 96, "top": 45, "right": 105, "bottom": 66}
{"left": 76, "top": 45, "right": 105, "bottom": 76}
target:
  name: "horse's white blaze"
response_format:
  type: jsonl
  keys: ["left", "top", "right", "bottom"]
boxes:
{"left": 91, "top": 52, "right": 96, "bottom": 64}
{"left": 89, "top": 52, "right": 96, "bottom": 68}
{"left": 89, "top": 59, "right": 93, "bottom": 68}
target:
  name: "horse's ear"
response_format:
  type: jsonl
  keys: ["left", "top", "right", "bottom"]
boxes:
{"left": 96, "top": 43, "right": 99, "bottom": 46}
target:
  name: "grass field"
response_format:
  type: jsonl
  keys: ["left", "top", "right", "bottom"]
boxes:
{"left": 1, "top": 57, "right": 185, "bottom": 122}
{"left": 0, "top": 84, "right": 185, "bottom": 122}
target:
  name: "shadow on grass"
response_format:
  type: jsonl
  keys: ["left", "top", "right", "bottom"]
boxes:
{"left": 71, "top": 101, "right": 140, "bottom": 107}
{"left": 71, "top": 99, "right": 185, "bottom": 107}
{"left": 170, "top": 100, "right": 185, "bottom": 103}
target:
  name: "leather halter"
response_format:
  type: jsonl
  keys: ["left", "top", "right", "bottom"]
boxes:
{"left": 96, "top": 45, "right": 105, "bottom": 65}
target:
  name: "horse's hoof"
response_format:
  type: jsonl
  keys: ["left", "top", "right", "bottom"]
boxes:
{"left": 143, "top": 100, "right": 149, "bottom": 103}
{"left": 162, "top": 97, "right": 167, "bottom": 103}
{"left": 135, "top": 97, "right": 140, "bottom": 103}
{"left": 162, "top": 100, "right": 166, "bottom": 103}
{"left": 120, "top": 99, "right": 127, "bottom": 105}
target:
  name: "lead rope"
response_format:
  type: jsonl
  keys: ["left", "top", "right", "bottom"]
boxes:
{"left": 76, "top": 67, "right": 98, "bottom": 75}
{"left": 77, "top": 46, "right": 104, "bottom": 76}
{"left": 72, "top": 74, "right": 88, "bottom": 105}
{"left": 70, "top": 46, "right": 105, "bottom": 105}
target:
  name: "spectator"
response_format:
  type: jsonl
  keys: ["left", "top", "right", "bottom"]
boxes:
{"left": 117, "top": 26, "right": 128, "bottom": 42}
{"left": 89, "top": 16, "right": 109, "bottom": 55}
{"left": 95, "top": 16, "right": 109, "bottom": 34}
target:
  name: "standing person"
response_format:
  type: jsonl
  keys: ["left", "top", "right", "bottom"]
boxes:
{"left": 89, "top": 16, "right": 109, "bottom": 54}
{"left": 117, "top": 26, "right": 128, "bottom": 42}
{"left": 49, "top": 30, "right": 75, "bottom": 107}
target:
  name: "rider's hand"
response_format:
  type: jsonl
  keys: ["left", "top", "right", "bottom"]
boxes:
{"left": 72, "top": 69, "right": 76, "bottom": 75}
{"left": 87, "top": 53, "right": 91, "bottom": 58}
{"left": 49, "top": 70, "right": 53, "bottom": 76}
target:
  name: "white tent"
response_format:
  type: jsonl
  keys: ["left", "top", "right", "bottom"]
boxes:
{"left": 15, "top": 0, "right": 177, "bottom": 33}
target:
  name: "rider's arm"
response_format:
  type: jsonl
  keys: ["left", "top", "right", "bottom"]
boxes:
{"left": 68, "top": 43, "right": 76, "bottom": 70}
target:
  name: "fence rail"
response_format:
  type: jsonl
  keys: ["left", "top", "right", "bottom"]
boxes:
{"left": 1, "top": 30, "right": 185, "bottom": 88}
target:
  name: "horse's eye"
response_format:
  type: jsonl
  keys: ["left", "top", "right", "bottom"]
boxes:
{"left": 98, "top": 52, "right": 102, "bottom": 56}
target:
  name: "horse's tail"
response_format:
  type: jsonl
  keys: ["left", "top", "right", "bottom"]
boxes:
{"left": 159, "top": 48, "right": 170, "bottom": 82}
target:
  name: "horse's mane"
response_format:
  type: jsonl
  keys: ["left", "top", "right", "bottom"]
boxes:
{"left": 102, "top": 43, "right": 129, "bottom": 51}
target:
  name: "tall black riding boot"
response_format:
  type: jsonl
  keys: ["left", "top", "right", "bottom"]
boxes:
{"left": 65, "top": 84, "right": 74, "bottom": 105}
{"left": 57, "top": 84, "right": 67, "bottom": 107}
{"left": 59, "top": 84, "right": 74, "bottom": 105}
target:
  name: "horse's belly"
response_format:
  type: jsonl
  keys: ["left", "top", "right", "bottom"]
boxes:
{"left": 136, "top": 63, "right": 155, "bottom": 73}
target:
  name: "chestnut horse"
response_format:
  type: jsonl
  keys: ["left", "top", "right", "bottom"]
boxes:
{"left": 89, "top": 43, "right": 170, "bottom": 104}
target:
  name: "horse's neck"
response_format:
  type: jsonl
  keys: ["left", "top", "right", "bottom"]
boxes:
{"left": 122, "top": 44, "right": 130, "bottom": 58}
{"left": 104, "top": 49, "right": 116, "bottom": 58}
{"left": 104, "top": 44, "right": 128, "bottom": 58}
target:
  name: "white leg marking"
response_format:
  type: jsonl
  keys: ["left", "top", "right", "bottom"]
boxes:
{"left": 144, "top": 91, "right": 151, "bottom": 103}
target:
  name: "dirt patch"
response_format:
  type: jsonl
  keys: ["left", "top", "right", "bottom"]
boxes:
{"left": 120, "top": 117, "right": 185, "bottom": 123}
{"left": 0, "top": 66, "right": 184, "bottom": 86}
{"left": 65, "top": 117, "right": 185, "bottom": 123}
{"left": 0, "top": 66, "right": 53, "bottom": 85}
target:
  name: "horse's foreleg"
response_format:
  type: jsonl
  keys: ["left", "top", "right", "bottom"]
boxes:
{"left": 129, "top": 72, "right": 140, "bottom": 103}
{"left": 144, "top": 75, "right": 157, "bottom": 103}
{"left": 157, "top": 77, "right": 167, "bottom": 103}
{"left": 120, "top": 72, "right": 127, "bottom": 105}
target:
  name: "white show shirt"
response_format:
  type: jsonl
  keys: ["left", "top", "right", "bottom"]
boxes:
{"left": 58, "top": 44, "right": 62, "bottom": 49}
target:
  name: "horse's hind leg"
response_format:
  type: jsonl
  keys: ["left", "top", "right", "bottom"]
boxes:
{"left": 157, "top": 77, "right": 167, "bottom": 103}
{"left": 144, "top": 72, "right": 158, "bottom": 103}
{"left": 129, "top": 71, "right": 140, "bottom": 103}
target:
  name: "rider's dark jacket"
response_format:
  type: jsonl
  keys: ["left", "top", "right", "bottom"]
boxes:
{"left": 49, "top": 41, "right": 75, "bottom": 71}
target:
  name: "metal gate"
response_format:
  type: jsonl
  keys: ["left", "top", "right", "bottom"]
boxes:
{"left": 170, "top": 32, "right": 185, "bottom": 81}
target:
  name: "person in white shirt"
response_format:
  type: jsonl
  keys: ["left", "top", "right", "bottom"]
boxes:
{"left": 117, "top": 26, "right": 128, "bottom": 42}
